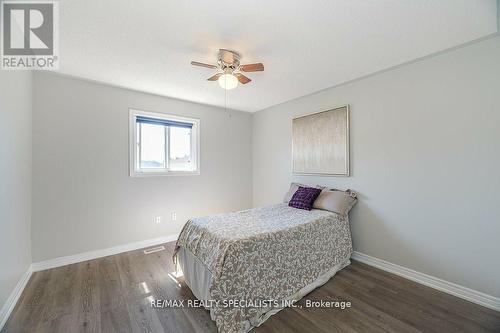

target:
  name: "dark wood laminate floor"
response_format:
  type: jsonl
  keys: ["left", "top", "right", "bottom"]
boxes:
{"left": 3, "top": 242, "right": 499, "bottom": 333}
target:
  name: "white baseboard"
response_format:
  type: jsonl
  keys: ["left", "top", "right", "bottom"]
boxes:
{"left": 0, "top": 265, "right": 33, "bottom": 331}
{"left": 32, "top": 233, "right": 179, "bottom": 272}
{"left": 351, "top": 251, "right": 500, "bottom": 312}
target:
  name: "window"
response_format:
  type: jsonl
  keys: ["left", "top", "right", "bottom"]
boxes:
{"left": 129, "top": 109, "right": 200, "bottom": 176}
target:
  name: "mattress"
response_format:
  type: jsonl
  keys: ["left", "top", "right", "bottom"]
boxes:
{"left": 173, "top": 203, "right": 353, "bottom": 333}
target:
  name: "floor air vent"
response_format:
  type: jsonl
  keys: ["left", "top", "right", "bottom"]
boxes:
{"left": 143, "top": 245, "right": 166, "bottom": 254}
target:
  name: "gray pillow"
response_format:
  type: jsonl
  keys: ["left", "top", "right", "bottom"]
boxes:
{"left": 283, "top": 183, "right": 321, "bottom": 203}
{"left": 312, "top": 188, "right": 357, "bottom": 215}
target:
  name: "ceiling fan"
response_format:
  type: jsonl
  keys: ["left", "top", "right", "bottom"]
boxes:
{"left": 191, "top": 49, "right": 264, "bottom": 90}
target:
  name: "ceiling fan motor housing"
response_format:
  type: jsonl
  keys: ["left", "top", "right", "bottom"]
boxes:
{"left": 218, "top": 49, "right": 241, "bottom": 71}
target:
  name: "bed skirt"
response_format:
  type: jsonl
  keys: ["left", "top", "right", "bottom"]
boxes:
{"left": 177, "top": 246, "right": 351, "bottom": 332}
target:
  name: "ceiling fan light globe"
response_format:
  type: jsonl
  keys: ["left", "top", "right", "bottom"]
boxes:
{"left": 218, "top": 74, "right": 238, "bottom": 90}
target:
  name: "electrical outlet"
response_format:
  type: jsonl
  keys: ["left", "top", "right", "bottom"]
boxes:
{"left": 154, "top": 216, "right": 161, "bottom": 224}
{"left": 171, "top": 212, "right": 177, "bottom": 221}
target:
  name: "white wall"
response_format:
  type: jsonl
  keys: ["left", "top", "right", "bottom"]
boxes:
{"left": 253, "top": 36, "right": 500, "bottom": 297}
{"left": 32, "top": 73, "right": 253, "bottom": 262}
{"left": 0, "top": 72, "right": 32, "bottom": 308}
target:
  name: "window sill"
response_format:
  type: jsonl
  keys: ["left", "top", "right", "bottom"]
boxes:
{"left": 130, "top": 170, "right": 200, "bottom": 177}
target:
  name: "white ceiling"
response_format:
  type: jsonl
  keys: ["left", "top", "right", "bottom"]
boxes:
{"left": 59, "top": 0, "right": 498, "bottom": 112}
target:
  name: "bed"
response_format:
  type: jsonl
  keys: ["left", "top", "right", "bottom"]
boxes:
{"left": 173, "top": 203, "right": 353, "bottom": 333}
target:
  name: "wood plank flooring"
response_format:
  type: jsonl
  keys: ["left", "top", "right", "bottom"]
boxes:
{"left": 3, "top": 242, "right": 499, "bottom": 333}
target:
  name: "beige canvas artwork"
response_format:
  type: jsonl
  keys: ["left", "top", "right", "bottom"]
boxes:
{"left": 292, "top": 105, "right": 349, "bottom": 176}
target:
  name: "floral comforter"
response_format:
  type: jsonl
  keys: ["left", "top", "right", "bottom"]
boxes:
{"left": 173, "top": 203, "right": 352, "bottom": 333}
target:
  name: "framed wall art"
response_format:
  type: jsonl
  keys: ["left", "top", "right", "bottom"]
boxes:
{"left": 292, "top": 105, "right": 350, "bottom": 176}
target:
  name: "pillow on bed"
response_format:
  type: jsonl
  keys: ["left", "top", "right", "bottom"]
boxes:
{"left": 313, "top": 188, "right": 357, "bottom": 215}
{"left": 283, "top": 183, "right": 322, "bottom": 203}
{"left": 288, "top": 186, "right": 322, "bottom": 210}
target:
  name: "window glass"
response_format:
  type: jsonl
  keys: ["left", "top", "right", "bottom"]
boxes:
{"left": 139, "top": 123, "right": 166, "bottom": 169}
{"left": 169, "top": 126, "right": 192, "bottom": 171}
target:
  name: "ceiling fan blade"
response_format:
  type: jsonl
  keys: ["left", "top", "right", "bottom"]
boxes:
{"left": 207, "top": 73, "right": 222, "bottom": 81}
{"left": 240, "top": 63, "right": 264, "bottom": 72}
{"left": 235, "top": 73, "right": 251, "bottom": 84}
{"left": 191, "top": 61, "right": 217, "bottom": 69}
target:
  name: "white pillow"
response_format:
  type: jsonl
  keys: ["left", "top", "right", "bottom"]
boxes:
{"left": 312, "top": 188, "right": 357, "bottom": 215}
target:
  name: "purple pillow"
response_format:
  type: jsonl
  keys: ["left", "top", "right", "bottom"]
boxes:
{"left": 288, "top": 186, "right": 322, "bottom": 210}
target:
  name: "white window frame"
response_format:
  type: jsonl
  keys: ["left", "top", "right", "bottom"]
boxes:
{"left": 129, "top": 109, "right": 200, "bottom": 177}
